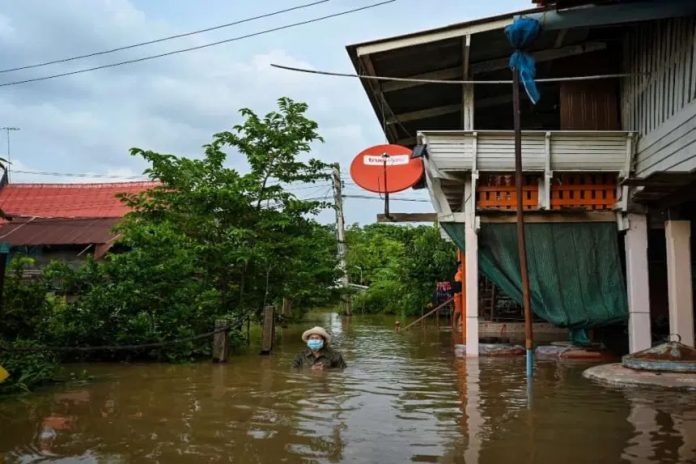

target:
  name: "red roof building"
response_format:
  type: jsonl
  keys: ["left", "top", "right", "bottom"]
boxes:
{"left": 0, "top": 181, "right": 158, "bottom": 261}
{"left": 0, "top": 182, "right": 158, "bottom": 219}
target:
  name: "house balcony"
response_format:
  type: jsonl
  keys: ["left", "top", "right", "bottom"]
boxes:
{"left": 418, "top": 130, "right": 635, "bottom": 214}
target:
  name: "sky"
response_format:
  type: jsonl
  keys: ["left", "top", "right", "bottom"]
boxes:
{"left": 0, "top": 0, "right": 529, "bottom": 225}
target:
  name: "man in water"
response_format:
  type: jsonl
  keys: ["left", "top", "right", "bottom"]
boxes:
{"left": 292, "top": 326, "right": 347, "bottom": 370}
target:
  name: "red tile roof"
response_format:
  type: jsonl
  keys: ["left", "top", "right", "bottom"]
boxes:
{"left": 0, "top": 181, "right": 158, "bottom": 219}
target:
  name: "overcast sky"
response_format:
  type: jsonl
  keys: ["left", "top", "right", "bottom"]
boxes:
{"left": 0, "top": 0, "right": 528, "bottom": 224}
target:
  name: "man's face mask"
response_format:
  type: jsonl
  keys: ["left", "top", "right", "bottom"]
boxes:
{"left": 307, "top": 339, "right": 324, "bottom": 351}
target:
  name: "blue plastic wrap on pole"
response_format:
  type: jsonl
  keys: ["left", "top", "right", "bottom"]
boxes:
{"left": 505, "top": 17, "right": 541, "bottom": 104}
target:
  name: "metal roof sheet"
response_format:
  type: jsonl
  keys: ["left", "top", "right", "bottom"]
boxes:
{"left": 0, "top": 181, "right": 158, "bottom": 219}
{"left": 0, "top": 217, "right": 121, "bottom": 246}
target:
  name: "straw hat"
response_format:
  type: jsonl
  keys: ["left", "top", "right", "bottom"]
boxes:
{"left": 302, "top": 326, "right": 331, "bottom": 344}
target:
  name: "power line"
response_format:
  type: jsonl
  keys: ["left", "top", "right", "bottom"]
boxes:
{"left": 0, "top": 1, "right": 329, "bottom": 74}
{"left": 0, "top": 0, "right": 397, "bottom": 88}
{"left": 270, "top": 64, "right": 636, "bottom": 85}
{"left": 12, "top": 169, "right": 147, "bottom": 179}
{"left": 342, "top": 194, "right": 430, "bottom": 202}
{"left": 13, "top": 169, "right": 335, "bottom": 186}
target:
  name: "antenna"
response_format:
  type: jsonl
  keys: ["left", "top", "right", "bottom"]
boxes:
{"left": 1, "top": 127, "right": 20, "bottom": 183}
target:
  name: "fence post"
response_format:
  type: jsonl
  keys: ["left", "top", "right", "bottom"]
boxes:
{"left": 0, "top": 242, "right": 9, "bottom": 315}
{"left": 212, "top": 319, "right": 230, "bottom": 363}
{"left": 260, "top": 305, "right": 274, "bottom": 355}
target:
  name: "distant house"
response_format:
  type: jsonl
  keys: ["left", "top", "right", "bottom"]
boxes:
{"left": 0, "top": 181, "right": 158, "bottom": 265}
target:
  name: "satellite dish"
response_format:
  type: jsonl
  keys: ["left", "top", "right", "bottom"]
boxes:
{"left": 349, "top": 144, "right": 423, "bottom": 194}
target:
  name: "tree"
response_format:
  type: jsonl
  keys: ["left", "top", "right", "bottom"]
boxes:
{"left": 1, "top": 98, "right": 340, "bottom": 367}
{"left": 346, "top": 224, "right": 456, "bottom": 317}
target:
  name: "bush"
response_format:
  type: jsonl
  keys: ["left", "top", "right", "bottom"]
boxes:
{"left": 347, "top": 224, "right": 456, "bottom": 318}
{"left": 0, "top": 340, "right": 58, "bottom": 393}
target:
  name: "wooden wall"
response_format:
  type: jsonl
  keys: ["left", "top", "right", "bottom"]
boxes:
{"left": 621, "top": 17, "right": 696, "bottom": 177}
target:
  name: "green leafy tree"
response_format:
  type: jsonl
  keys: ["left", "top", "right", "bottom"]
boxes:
{"left": 346, "top": 224, "right": 456, "bottom": 317}
{"left": 1, "top": 98, "right": 340, "bottom": 371}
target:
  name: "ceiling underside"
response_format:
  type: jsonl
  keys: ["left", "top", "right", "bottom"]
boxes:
{"left": 348, "top": 19, "right": 627, "bottom": 146}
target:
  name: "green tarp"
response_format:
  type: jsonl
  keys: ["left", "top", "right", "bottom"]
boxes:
{"left": 440, "top": 222, "right": 628, "bottom": 330}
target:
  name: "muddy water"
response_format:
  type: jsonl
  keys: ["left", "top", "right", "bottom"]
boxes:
{"left": 1, "top": 312, "right": 695, "bottom": 463}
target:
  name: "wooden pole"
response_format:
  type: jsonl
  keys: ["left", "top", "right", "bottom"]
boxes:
{"left": 260, "top": 305, "right": 274, "bottom": 354}
{"left": 513, "top": 71, "right": 535, "bottom": 378}
{"left": 460, "top": 251, "right": 467, "bottom": 340}
{"left": 403, "top": 297, "right": 455, "bottom": 331}
{"left": 383, "top": 158, "right": 390, "bottom": 219}
{"left": 212, "top": 319, "right": 230, "bottom": 363}
{"left": 246, "top": 316, "right": 251, "bottom": 345}
{"left": 0, "top": 251, "right": 7, "bottom": 315}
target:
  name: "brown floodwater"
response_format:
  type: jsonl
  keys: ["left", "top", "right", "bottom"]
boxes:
{"left": 1, "top": 312, "right": 695, "bottom": 463}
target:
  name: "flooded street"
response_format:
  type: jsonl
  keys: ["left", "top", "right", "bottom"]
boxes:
{"left": 1, "top": 312, "right": 695, "bottom": 463}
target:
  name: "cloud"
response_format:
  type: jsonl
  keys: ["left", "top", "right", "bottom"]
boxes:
{"left": 0, "top": 0, "right": 447, "bottom": 224}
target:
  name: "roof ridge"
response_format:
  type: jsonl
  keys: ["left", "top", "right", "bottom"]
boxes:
{"left": 4, "top": 181, "right": 159, "bottom": 189}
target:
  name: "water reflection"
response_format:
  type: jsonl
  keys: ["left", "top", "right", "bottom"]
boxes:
{"left": 0, "top": 313, "right": 695, "bottom": 463}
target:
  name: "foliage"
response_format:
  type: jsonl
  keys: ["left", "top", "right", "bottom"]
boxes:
{"left": 0, "top": 340, "right": 58, "bottom": 394}
{"left": 346, "top": 224, "right": 456, "bottom": 317}
{"left": 0, "top": 98, "right": 340, "bottom": 380}
{"left": 0, "top": 257, "right": 51, "bottom": 340}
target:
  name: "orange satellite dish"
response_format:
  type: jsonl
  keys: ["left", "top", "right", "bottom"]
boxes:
{"left": 350, "top": 144, "right": 423, "bottom": 194}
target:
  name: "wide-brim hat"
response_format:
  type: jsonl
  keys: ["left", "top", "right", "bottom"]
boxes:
{"left": 302, "top": 326, "right": 331, "bottom": 344}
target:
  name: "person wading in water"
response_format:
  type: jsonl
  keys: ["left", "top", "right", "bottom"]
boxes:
{"left": 292, "top": 326, "right": 347, "bottom": 370}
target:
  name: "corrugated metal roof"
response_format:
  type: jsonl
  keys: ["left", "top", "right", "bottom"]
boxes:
{"left": 0, "top": 181, "right": 159, "bottom": 219}
{"left": 0, "top": 217, "right": 121, "bottom": 246}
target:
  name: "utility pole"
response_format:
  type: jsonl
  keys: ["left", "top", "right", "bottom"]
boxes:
{"left": 1, "top": 127, "right": 20, "bottom": 183}
{"left": 332, "top": 163, "right": 352, "bottom": 316}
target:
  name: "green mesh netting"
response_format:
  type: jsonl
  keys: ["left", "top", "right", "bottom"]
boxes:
{"left": 440, "top": 222, "right": 628, "bottom": 336}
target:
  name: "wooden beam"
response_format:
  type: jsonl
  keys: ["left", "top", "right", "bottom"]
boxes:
{"left": 462, "top": 35, "right": 473, "bottom": 130}
{"left": 379, "top": 42, "right": 606, "bottom": 94}
{"left": 425, "top": 159, "right": 453, "bottom": 215}
{"left": 355, "top": 17, "right": 512, "bottom": 56}
{"left": 471, "top": 42, "right": 606, "bottom": 74}
{"left": 377, "top": 213, "right": 437, "bottom": 222}
{"left": 479, "top": 211, "right": 617, "bottom": 223}
{"left": 382, "top": 67, "right": 461, "bottom": 93}
{"left": 388, "top": 104, "right": 460, "bottom": 124}
{"left": 359, "top": 55, "right": 400, "bottom": 142}
{"left": 397, "top": 136, "right": 417, "bottom": 146}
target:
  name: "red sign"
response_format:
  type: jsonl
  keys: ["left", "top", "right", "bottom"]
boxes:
{"left": 349, "top": 144, "right": 423, "bottom": 193}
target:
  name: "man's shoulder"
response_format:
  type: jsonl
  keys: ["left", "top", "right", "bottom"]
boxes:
{"left": 324, "top": 347, "right": 344, "bottom": 358}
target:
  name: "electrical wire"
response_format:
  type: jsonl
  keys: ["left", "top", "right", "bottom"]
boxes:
{"left": 270, "top": 64, "right": 636, "bottom": 85}
{"left": 0, "top": 0, "right": 397, "bottom": 88}
{"left": 342, "top": 194, "right": 429, "bottom": 202}
{"left": 0, "top": 1, "right": 330, "bottom": 74}
{"left": 12, "top": 169, "right": 147, "bottom": 179}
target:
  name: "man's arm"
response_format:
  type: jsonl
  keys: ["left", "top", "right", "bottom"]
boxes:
{"left": 292, "top": 353, "right": 304, "bottom": 369}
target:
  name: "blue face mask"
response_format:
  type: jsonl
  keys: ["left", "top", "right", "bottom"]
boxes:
{"left": 307, "top": 339, "right": 324, "bottom": 351}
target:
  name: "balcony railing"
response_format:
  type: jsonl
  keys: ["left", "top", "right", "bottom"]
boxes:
{"left": 419, "top": 130, "right": 634, "bottom": 175}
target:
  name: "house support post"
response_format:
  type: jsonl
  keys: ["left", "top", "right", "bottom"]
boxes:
{"left": 464, "top": 178, "right": 479, "bottom": 356}
{"left": 665, "top": 220, "right": 694, "bottom": 346}
{"left": 625, "top": 213, "right": 652, "bottom": 352}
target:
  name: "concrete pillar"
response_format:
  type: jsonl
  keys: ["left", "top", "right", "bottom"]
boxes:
{"left": 464, "top": 179, "right": 479, "bottom": 356}
{"left": 665, "top": 220, "right": 694, "bottom": 347}
{"left": 624, "top": 214, "right": 652, "bottom": 353}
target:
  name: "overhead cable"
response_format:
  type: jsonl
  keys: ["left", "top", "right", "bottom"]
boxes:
{"left": 270, "top": 64, "right": 636, "bottom": 85}
{"left": 0, "top": 1, "right": 330, "bottom": 74}
{"left": 0, "top": 0, "right": 396, "bottom": 88}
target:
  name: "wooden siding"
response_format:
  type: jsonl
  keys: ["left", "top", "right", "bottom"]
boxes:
{"left": 561, "top": 81, "right": 620, "bottom": 130}
{"left": 420, "top": 130, "right": 632, "bottom": 173}
{"left": 621, "top": 17, "right": 696, "bottom": 177}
